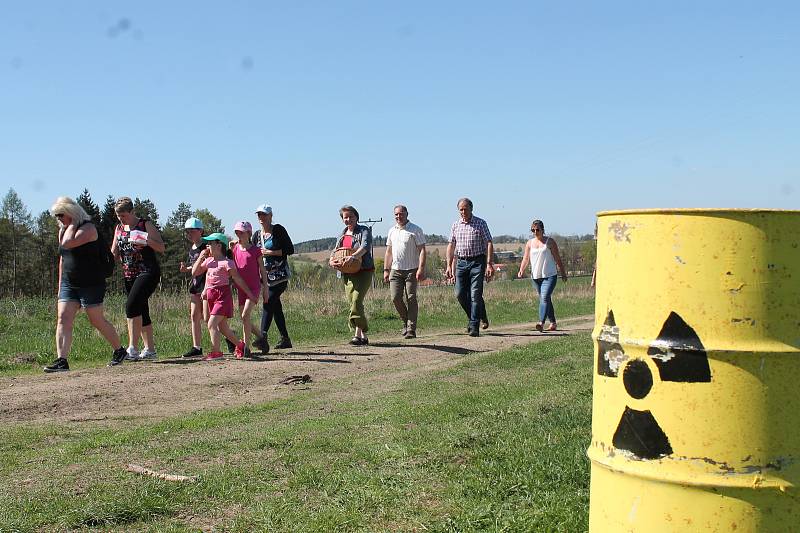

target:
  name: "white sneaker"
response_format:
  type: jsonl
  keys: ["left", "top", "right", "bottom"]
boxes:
{"left": 139, "top": 349, "right": 158, "bottom": 361}
{"left": 125, "top": 346, "right": 140, "bottom": 361}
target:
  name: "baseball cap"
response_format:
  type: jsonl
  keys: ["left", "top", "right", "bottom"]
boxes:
{"left": 184, "top": 217, "right": 204, "bottom": 230}
{"left": 234, "top": 221, "right": 252, "bottom": 233}
{"left": 202, "top": 232, "right": 229, "bottom": 247}
{"left": 255, "top": 203, "right": 273, "bottom": 215}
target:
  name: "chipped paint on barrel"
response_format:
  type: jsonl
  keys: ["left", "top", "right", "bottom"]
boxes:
{"left": 589, "top": 209, "right": 800, "bottom": 532}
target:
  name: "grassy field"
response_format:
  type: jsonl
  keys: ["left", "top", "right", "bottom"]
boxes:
{"left": 0, "top": 278, "right": 594, "bottom": 376}
{"left": 0, "top": 332, "right": 593, "bottom": 532}
{"left": 1, "top": 279, "right": 595, "bottom": 531}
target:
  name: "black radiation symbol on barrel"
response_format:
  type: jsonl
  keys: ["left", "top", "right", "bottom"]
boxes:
{"left": 597, "top": 310, "right": 711, "bottom": 460}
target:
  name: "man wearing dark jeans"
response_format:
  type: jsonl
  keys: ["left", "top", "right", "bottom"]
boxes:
{"left": 445, "top": 198, "right": 494, "bottom": 337}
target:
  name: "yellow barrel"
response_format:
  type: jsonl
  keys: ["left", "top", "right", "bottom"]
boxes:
{"left": 589, "top": 209, "right": 800, "bottom": 532}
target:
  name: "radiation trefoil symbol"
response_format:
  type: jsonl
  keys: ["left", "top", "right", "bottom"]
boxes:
{"left": 597, "top": 310, "right": 711, "bottom": 460}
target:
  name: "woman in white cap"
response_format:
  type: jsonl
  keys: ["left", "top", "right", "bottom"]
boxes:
{"left": 252, "top": 203, "right": 295, "bottom": 350}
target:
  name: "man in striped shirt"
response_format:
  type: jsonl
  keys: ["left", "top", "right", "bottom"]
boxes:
{"left": 445, "top": 197, "right": 494, "bottom": 337}
{"left": 383, "top": 205, "right": 427, "bottom": 339}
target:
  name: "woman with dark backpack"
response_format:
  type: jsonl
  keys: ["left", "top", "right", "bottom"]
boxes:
{"left": 45, "top": 197, "right": 126, "bottom": 373}
{"left": 252, "top": 203, "right": 294, "bottom": 351}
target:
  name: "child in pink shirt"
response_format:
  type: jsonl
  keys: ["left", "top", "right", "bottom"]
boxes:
{"left": 232, "top": 221, "right": 269, "bottom": 356}
{"left": 191, "top": 233, "right": 255, "bottom": 361}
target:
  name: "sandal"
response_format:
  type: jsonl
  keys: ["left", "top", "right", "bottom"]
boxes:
{"left": 349, "top": 337, "right": 363, "bottom": 346}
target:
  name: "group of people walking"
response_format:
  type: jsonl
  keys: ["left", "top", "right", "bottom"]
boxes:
{"left": 44, "top": 195, "right": 568, "bottom": 373}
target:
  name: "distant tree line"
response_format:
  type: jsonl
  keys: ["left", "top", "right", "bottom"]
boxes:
{"left": 0, "top": 187, "right": 597, "bottom": 298}
{"left": 0, "top": 188, "right": 225, "bottom": 298}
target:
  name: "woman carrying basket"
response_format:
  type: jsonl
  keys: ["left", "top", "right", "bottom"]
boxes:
{"left": 329, "top": 205, "right": 373, "bottom": 345}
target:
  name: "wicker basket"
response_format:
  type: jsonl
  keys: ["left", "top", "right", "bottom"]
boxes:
{"left": 331, "top": 247, "right": 362, "bottom": 274}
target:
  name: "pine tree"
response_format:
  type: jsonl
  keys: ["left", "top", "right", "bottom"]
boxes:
{"left": 194, "top": 208, "right": 224, "bottom": 234}
{"left": 161, "top": 202, "right": 195, "bottom": 291}
{"left": 0, "top": 188, "right": 34, "bottom": 296}
{"left": 76, "top": 188, "right": 101, "bottom": 227}
{"left": 99, "top": 195, "right": 117, "bottom": 244}
{"left": 32, "top": 210, "right": 60, "bottom": 296}
{"left": 133, "top": 197, "right": 160, "bottom": 228}
{"left": 165, "top": 202, "right": 194, "bottom": 231}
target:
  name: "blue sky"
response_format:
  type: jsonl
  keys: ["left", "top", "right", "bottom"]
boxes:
{"left": 2, "top": 1, "right": 797, "bottom": 241}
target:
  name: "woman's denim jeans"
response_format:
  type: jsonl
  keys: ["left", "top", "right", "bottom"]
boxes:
{"left": 532, "top": 274, "right": 558, "bottom": 323}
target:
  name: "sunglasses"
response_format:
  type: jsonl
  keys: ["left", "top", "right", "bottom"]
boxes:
{"left": 55, "top": 213, "right": 65, "bottom": 219}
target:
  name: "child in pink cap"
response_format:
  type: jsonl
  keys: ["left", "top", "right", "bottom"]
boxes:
{"left": 191, "top": 233, "right": 255, "bottom": 361}
{"left": 232, "top": 221, "right": 269, "bottom": 356}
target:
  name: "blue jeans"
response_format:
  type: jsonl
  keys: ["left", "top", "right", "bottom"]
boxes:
{"left": 455, "top": 257, "right": 488, "bottom": 330}
{"left": 532, "top": 275, "right": 558, "bottom": 323}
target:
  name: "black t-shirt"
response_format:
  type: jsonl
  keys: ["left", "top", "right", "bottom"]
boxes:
{"left": 187, "top": 242, "right": 207, "bottom": 294}
{"left": 60, "top": 222, "right": 105, "bottom": 287}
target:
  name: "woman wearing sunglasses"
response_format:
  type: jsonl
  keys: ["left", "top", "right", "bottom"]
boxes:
{"left": 517, "top": 219, "right": 567, "bottom": 332}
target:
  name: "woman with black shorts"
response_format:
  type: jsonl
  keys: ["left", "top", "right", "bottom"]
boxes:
{"left": 111, "top": 196, "right": 165, "bottom": 363}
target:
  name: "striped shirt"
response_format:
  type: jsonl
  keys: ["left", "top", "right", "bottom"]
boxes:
{"left": 450, "top": 215, "right": 492, "bottom": 258}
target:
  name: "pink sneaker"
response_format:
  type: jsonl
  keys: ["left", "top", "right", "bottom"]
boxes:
{"left": 203, "top": 352, "right": 224, "bottom": 361}
{"left": 234, "top": 341, "right": 245, "bottom": 359}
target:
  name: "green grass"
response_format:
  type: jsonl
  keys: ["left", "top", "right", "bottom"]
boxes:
{"left": 0, "top": 332, "right": 593, "bottom": 532}
{"left": 0, "top": 277, "right": 594, "bottom": 375}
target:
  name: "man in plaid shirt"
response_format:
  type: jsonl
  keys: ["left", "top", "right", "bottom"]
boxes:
{"left": 445, "top": 197, "right": 494, "bottom": 337}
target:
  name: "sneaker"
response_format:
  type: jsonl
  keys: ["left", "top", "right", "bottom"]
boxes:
{"left": 547, "top": 323, "right": 558, "bottom": 332}
{"left": 254, "top": 336, "right": 270, "bottom": 353}
{"left": 44, "top": 357, "right": 69, "bottom": 373}
{"left": 401, "top": 325, "right": 408, "bottom": 337}
{"left": 274, "top": 337, "right": 292, "bottom": 350}
{"left": 404, "top": 330, "right": 417, "bottom": 339}
{"left": 139, "top": 349, "right": 158, "bottom": 361}
{"left": 202, "top": 352, "right": 224, "bottom": 361}
{"left": 468, "top": 328, "right": 480, "bottom": 337}
{"left": 125, "top": 346, "right": 140, "bottom": 361}
{"left": 225, "top": 338, "right": 236, "bottom": 353}
{"left": 233, "top": 341, "right": 245, "bottom": 359}
{"left": 109, "top": 347, "right": 127, "bottom": 366}
{"left": 182, "top": 346, "right": 203, "bottom": 357}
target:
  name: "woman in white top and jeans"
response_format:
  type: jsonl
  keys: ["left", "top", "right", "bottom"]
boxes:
{"left": 518, "top": 219, "right": 567, "bottom": 331}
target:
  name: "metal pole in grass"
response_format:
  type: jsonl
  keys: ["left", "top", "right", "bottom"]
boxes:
{"left": 361, "top": 218, "right": 382, "bottom": 288}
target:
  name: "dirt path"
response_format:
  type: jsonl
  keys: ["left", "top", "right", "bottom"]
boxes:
{"left": 0, "top": 316, "right": 594, "bottom": 426}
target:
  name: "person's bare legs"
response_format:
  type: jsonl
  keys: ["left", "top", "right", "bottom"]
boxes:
{"left": 55, "top": 301, "right": 80, "bottom": 358}
{"left": 240, "top": 298, "right": 258, "bottom": 347}
{"left": 208, "top": 315, "right": 224, "bottom": 353}
{"left": 209, "top": 315, "right": 240, "bottom": 352}
{"left": 142, "top": 324, "right": 155, "bottom": 352}
{"left": 85, "top": 305, "right": 122, "bottom": 349}
{"left": 126, "top": 316, "right": 142, "bottom": 351}
{"left": 190, "top": 293, "right": 204, "bottom": 348}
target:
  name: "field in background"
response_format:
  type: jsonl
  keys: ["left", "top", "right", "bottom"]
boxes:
{"left": 0, "top": 278, "right": 594, "bottom": 375}
{"left": 295, "top": 242, "right": 526, "bottom": 265}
